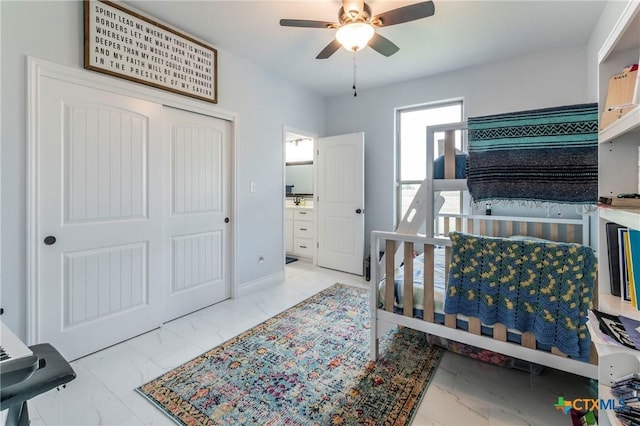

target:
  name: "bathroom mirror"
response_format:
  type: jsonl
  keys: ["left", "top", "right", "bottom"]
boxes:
{"left": 286, "top": 162, "right": 313, "bottom": 196}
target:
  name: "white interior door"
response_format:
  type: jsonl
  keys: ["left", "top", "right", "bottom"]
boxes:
{"left": 37, "top": 77, "right": 165, "bottom": 360}
{"left": 316, "top": 132, "right": 365, "bottom": 275}
{"left": 163, "top": 107, "right": 231, "bottom": 321}
{"left": 35, "top": 78, "right": 232, "bottom": 360}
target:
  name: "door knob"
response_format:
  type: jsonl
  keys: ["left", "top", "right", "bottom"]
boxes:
{"left": 224, "top": 217, "right": 230, "bottom": 223}
{"left": 44, "top": 236, "right": 56, "bottom": 245}
{"left": 355, "top": 209, "right": 363, "bottom": 214}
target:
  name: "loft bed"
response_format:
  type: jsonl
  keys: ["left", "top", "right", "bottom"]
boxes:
{"left": 370, "top": 110, "right": 599, "bottom": 379}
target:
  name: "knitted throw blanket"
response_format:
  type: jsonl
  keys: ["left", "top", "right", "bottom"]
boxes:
{"left": 444, "top": 232, "right": 596, "bottom": 361}
{"left": 466, "top": 103, "right": 598, "bottom": 205}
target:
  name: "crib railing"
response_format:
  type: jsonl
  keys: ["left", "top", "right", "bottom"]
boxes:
{"left": 371, "top": 231, "right": 451, "bottom": 322}
{"left": 376, "top": 213, "right": 590, "bottom": 290}
{"left": 382, "top": 235, "right": 451, "bottom": 323}
{"left": 434, "top": 213, "right": 589, "bottom": 245}
{"left": 371, "top": 218, "right": 598, "bottom": 367}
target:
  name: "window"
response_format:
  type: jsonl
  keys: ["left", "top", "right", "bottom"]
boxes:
{"left": 396, "top": 101, "right": 464, "bottom": 226}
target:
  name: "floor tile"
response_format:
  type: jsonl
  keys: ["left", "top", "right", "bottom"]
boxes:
{"left": 30, "top": 363, "right": 138, "bottom": 426}
{"left": 78, "top": 343, "right": 166, "bottom": 397}
{"left": 24, "top": 264, "right": 599, "bottom": 425}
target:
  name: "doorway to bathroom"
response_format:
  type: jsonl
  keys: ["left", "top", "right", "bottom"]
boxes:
{"left": 283, "top": 128, "right": 317, "bottom": 265}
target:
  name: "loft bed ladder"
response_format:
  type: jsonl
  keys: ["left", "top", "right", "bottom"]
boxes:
{"left": 381, "top": 121, "right": 469, "bottom": 271}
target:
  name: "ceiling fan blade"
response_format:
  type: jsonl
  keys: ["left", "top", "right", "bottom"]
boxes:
{"left": 368, "top": 33, "right": 399, "bottom": 57}
{"left": 279, "top": 19, "right": 336, "bottom": 29}
{"left": 316, "top": 39, "right": 342, "bottom": 59}
{"left": 373, "top": 1, "right": 435, "bottom": 27}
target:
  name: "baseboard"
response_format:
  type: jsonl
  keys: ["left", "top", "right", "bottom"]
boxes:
{"left": 236, "top": 270, "right": 285, "bottom": 298}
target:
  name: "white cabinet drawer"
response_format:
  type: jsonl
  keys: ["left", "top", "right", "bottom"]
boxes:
{"left": 294, "top": 209, "right": 313, "bottom": 219}
{"left": 285, "top": 207, "right": 314, "bottom": 259}
{"left": 294, "top": 221, "right": 314, "bottom": 238}
{"left": 293, "top": 239, "right": 313, "bottom": 257}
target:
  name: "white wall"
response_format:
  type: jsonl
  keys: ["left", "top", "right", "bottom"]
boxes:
{"left": 325, "top": 45, "right": 595, "bottom": 252}
{"left": 0, "top": 0, "right": 326, "bottom": 338}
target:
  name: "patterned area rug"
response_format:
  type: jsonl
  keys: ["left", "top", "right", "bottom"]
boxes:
{"left": 137, "top": 283, "right": 444, "bottom": 425}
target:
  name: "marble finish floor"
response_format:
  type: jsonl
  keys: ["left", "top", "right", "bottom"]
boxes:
{"left": 23, "top": 261, "right": 596, "bottom": 425}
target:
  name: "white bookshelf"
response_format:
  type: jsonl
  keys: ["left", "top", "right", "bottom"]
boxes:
{"left": 596, "top": 1, "right": 640, "bottom": 425}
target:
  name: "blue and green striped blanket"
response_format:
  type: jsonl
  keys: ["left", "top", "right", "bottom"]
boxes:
{"left": 444, "top": 231, "right": 596, "bottom": 361}
{"left": 467, "top": 103, "right": 598, "bottom": 204}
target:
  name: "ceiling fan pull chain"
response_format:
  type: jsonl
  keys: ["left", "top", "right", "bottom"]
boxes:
{"left": 352, "top": 51, "right": 357, "bottom": 97}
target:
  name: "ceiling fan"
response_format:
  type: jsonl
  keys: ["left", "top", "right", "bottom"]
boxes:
{"left": 280, "top": 0, "right": 435, "bottom": 59}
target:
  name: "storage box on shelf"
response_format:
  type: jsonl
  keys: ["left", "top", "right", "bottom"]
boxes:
{"left": 597, "top": 1, "right": 640, "bottom": 425}
{"left": 600, "top": 64, "right": 639, "bottom": 131}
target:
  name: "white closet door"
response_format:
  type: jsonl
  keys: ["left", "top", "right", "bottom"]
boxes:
{"left": 163, "top": 106, "right": 231, "bottom": 321}
{"left": 37, "top": 77, "right": 165, "bottom": 360}
{"left": 316, "top": 132, "right": 365, "bottom": 275}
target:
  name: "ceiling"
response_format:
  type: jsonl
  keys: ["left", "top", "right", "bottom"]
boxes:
{"left": 125, "top": 0, "right": 607, "bottom": 98}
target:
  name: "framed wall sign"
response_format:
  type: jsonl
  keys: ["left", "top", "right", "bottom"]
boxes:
{"left": 84, "top": 0, "right": 218, "bottom": 103}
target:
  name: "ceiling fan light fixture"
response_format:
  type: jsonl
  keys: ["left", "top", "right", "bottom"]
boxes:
{"left": 336, "top": 22, "right": 374, "bottom": 52}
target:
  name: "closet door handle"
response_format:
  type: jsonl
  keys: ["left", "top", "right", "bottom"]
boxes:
{"left": 355, "top": 208, "right": 363, "bottom": 214}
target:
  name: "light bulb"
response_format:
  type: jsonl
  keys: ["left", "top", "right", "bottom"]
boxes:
{"left": 336, "top": 22, "right": 374, "bottom": 52}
